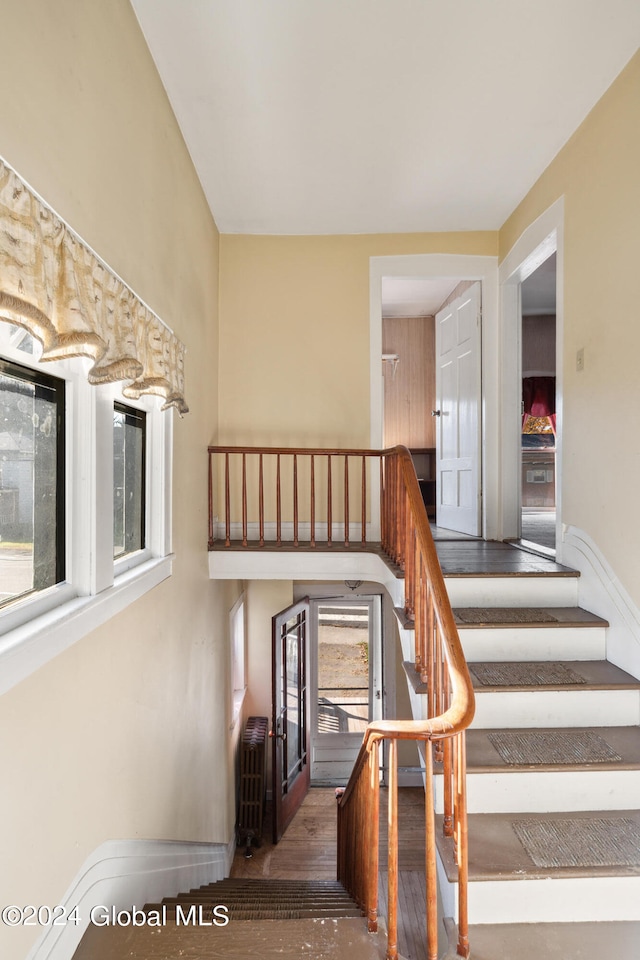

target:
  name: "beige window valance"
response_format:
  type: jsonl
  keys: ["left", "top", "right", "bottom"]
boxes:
{"left": 0, "top": 158, "right": 187, "bottom": 414}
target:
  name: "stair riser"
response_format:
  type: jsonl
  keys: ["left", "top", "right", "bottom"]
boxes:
{"left": 435, "top": 769, "right": 640, "bottom": 814}
{"left": 445, "top": 577, "right": 578, "bottom": 609}
{"left": 472, "top": 689, "right": 640, "bottom": 728}
{"left": 438, "top": 858, "right": 640, "bottom": 924}
{"left": 466, "top": 876, "right": 640, "bottom": 924}
{"left": 461, "top": 626, "right": 606, "bottom": 662}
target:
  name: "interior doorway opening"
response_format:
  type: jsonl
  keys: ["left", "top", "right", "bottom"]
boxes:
{"left": 310, "top": 595, "right": 381, "bottom": 784}
{"left": 520, "top": 253, "right": 557, "bottom": 554}
{"left": 381, "top": 276, "right": 482, "bottom": 537}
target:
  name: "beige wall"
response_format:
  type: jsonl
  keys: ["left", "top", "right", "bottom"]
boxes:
{"left": 219, "top": 232, "right": 496, "bottom": 448}
{"left": 500, "top": 49, "right": 640, "bottom": 604}
{"left": 0, "top": 2, "right": 229, "bottom": 957}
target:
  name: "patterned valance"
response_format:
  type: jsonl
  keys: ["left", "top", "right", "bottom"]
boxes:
{"left": 0, "top": 158, "right": 187, "bottom": 414}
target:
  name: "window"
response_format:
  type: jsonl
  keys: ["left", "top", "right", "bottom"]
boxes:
{"left": 0, "top": 320, "right": 173, "bottom": 696}
{"left": 113, "top": 403, "right": 146, "bottom": 560}
{"left": 0, "top": 357, "right": 65, "bottom": 608}
{"left": 230, "top": 595, "right": 246, "bottom": 725}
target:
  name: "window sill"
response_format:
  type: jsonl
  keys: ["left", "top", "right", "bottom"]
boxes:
{"left": 230, "top": 688, "right": 247, "bottom": 732}
{"left": 0, "top": 555, "right": 172, "bottom": 696}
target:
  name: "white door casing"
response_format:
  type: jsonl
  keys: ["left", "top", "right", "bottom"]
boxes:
{"left": 435, "top": 282, "right": 482, "bottom": 535}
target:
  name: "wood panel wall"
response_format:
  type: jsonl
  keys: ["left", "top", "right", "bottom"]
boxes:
{"left": 382, "top": 316, "right": 436, "bottom": 449}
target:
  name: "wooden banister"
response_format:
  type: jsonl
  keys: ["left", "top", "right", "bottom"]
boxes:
{"left": 207, "top": 443, "right": 475, "bottom": 958}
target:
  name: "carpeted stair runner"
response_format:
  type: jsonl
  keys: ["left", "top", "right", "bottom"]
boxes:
{"left": 144, "top": 878, "right": 363, "bottom": 922}
{"left": 72, "top": 878, "right": 386, "bottom": 959}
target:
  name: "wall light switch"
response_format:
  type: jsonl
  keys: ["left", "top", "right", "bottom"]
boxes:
{"left": 576, "top": 347, "right": 585, "bottom": 372}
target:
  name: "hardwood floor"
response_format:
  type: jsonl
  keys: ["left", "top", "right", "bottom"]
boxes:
{"left": 232, "top": 786, "right": 439, "bottom": 960}
{"left": 433, "top": 537, "right": 572, "bottom": 576}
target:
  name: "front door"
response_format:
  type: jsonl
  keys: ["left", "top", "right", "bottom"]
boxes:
{"left": 435, "top": 281, "right": 482, "bottom": 535}
{"left": 271, "top": 599, "right": 310, "bottom": 843}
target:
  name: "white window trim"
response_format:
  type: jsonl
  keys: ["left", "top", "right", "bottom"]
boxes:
{"left": 0, "top": 326, "right": 173, "bottom": 696}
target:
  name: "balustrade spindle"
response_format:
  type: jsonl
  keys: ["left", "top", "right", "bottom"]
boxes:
{"left": 293, "top": 453, "right": 299, "bottom": 547}
{"left": 361, "top": 454, "right": 367, "bottom": 545}
{"left": 387, "top": 738, "right": 399, "bottom": 960}
{"left": 276, "top": 454, "right": 282, "bottom": 546}
{"left": 344, "top": 455, "right": 350, "bottom": 546}
{"left": 327, "top": 455, "right": 333, "bottom": 545}
{"left": 443, "top": 737, "right": 454, "bottom": 837}
{"left": 259, "top": 454, "right": 265, "bottom": 546}
{"left": 224, "top": 453, "right": 231, "bottom": 547}
{"left": 424, "top": 741, "right": 438, "bottom": 960}
{"left": 310, "top": 455, "right": 316, "bottom": 547}
{"left": 242, "top": 453, "right": 248, "bottom": 546}
{"left": 366, "top": 740, "right": 379, "bottom": 933}
{"left": 456, "top": 733, "right": 471, "bottom": 958}
{"left": 208, "top": 453, "right": 214, "bottom": 547}
{"left": 427, "top": 596, "right": 435, "bottom": 713}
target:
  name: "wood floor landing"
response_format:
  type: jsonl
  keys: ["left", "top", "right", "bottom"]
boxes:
{"left": 434, "top": 539, "right": 574, "bottom": 577}
{"left": 73, "top": 916, "right": 390, "bottom": 960}
{"left": 211, "top": 531, "right": 572, "bottom": 578}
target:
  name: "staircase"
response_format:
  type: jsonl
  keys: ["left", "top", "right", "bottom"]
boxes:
{"left": 434, "top": 563, "right": 640, "bottom": 958}
{"left": 72, "top": 879, "right": 390, "bottom": 960}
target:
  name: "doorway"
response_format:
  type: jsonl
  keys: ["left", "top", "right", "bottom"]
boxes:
{"left": 520, "top": 254, "right": 557, "bottom": 554}
{"left": 498, "top": 198, "right": 564, "bottom": 553}
{"left": 380, "top": 277, "right": 482, "bottom": 537}
{"left": 371, "top": 253, "right": 499, "bottom": 540}
{"left": 309, "top": 595, "right": 382, "bottom": 783}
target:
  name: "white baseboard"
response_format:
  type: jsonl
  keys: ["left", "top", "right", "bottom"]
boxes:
{"left": 27, "top": 837, "right": 234, "bottom": 960}
{"left": 562, "top": 525, "right": 640, "bottom": 680}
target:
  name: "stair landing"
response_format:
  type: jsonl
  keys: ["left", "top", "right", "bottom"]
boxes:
{"left": 72, "top": 915, "right": 391, "bottom": 960}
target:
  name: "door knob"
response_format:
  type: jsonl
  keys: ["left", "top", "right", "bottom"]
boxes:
{"left": 431, "top": 409, "right": 441, "bottom": 417}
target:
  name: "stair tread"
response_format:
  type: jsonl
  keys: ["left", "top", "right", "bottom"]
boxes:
{"left": 453, "top": 606, "right": 609, "bottom": 629}
{"left": 465, "top": 725, "right": 640, "bottom": 772}
{"left": 468, "top": 659, "right": 640, "bottom": 691}
{"left": 437, "top": 809, "right": 640, "bottom": 882}
{"left": 467, "top": 921, "right": 640, "bottom": 959}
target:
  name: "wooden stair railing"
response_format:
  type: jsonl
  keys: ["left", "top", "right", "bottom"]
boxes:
{"left": 338, "top": 446, "right": 475, "bottom": 960}
{"left": 207, "top": 445, "right": 475, "bottom": 959}
{"left": 208, "top": 445, "right": 384, "bottom": 548}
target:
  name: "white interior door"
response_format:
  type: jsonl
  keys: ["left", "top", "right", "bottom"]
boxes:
{"left": 435, "top": 282, "right": 482, "bottom": 535}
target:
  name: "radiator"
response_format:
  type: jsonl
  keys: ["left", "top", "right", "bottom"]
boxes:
{"left": 237, "top": 716, "right": 268, "bottom": 857}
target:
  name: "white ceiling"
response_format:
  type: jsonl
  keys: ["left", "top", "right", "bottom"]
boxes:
{"left": 130, "top": 1, "right": 640, "bottom": 236}
{"left": 381, "top": 277, "right": 459, "bottom": 318}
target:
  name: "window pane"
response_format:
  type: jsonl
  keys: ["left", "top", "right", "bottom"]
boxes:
{"left": 0, "top": 360, "right": 64, "bottom": 606}
{"left": 113, "top": 404, "right": 145, "bottom": 559}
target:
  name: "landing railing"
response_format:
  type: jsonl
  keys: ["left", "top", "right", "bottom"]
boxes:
{"left": 208, "top": 445, "right": 383, "bottom": 548}
{"left": 207, "top": 444, "right": 475, "bottom": 959}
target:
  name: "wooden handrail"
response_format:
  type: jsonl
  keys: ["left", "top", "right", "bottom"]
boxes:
{"left": 338, "top": 446, "right": 474, "bottom": 959}
{"left": 207, "top": 444, "right": 475, "bottom": 958}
